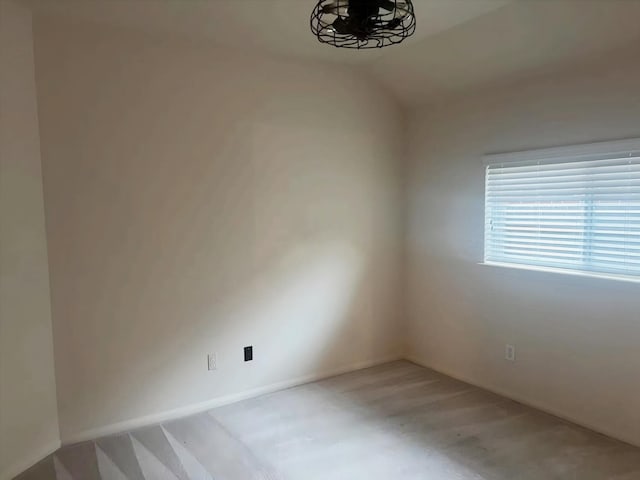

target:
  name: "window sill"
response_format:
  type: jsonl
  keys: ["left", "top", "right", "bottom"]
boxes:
{"left": 479, "top": 261, "right": 640, "bottom": 285}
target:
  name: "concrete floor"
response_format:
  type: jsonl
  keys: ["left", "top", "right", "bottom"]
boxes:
{"left": 15, "top": 361, "right": 640, "bottom": 479}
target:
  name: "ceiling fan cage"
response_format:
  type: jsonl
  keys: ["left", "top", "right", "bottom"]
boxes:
{"left": 310, "top": 0, "right": 416, "bottom": 49}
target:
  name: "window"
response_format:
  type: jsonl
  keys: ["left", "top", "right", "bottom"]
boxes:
{"left": 484, "top": 139, "right": 640, "bottom": 281}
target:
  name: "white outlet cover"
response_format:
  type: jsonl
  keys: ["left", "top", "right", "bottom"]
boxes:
{"left": 207, "top": 353, "right": 217, "bottom": 371}
{"left": 505, "top": 344, "right": 516, "bottom": 361}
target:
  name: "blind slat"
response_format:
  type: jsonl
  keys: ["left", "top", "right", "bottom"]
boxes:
{"left": 487, "top": 183, "right": 640, "bottom": 194}
{"left": 487, "top": 170, "right": 640, "bottom": 185}
{"left": 487, "top": 233, "right": 640, "bottom": 249}
{"left": 487, "top": 156, "right": 640, "bottom": 174}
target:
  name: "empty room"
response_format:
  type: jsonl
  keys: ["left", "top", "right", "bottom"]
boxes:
{"left": 2, "top": 0, "right": 640, "bottom": 478}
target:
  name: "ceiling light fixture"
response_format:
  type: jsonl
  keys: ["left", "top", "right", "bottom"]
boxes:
{"left": 310, "top": 0, "right": 416, "bottom": 49}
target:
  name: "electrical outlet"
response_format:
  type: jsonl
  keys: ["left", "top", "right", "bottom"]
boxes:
{"left": 207, "top": 353, "right": 217, "bottom": 371}
{"left": 505, "top": 344, "right": 516, "bottom": 362}
{"left": 244, "top": 346, "right": 253, "bottom": 362}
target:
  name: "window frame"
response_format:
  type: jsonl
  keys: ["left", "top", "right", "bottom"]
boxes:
{"left": 482, "top": 137, "right": 640, "bottom": 283}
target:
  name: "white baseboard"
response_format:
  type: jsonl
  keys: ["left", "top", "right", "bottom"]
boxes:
{"left": 0, "top": 439, "right": 61, "bottom": 480}
{"left": 62, "top": 354, "right": 402, "bottom": 446}
{"left": 405, "top": 355, "right": 640, "bottom": 449}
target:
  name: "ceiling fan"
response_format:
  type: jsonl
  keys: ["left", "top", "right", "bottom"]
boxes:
{"left": 310, "top": 0, "right": 416, "bottom": 49}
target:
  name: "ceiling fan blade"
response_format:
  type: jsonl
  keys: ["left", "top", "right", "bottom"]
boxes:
{"left": 321, "top": 1, "right": 348, "bottom": 15}
{"left": 331, "top": 16, "right": 351, "bottom": 34}
{"left": 379, "top": 1, "right": 412, "bottom": 17}
{"left": 377, "top": 0, "right": 397, "bottom": 11}
{"left": 385, "top": 18, "right": 402, "bottom": 29}
{"left": 372, "top": 18, "right": 402, "bottom": 29}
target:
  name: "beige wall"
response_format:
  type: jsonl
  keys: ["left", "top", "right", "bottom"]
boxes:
{"left": 0, "top": 2, "right": 60, "bottom": 478}
{"left": 33, "top": 17, "right": 405, "bottom": 442}
{"left": 406, "top": 59, "right": 640, "bottom": 446}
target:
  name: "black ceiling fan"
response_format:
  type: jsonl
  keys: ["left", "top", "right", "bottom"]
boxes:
{"left": 310, "top": 0, "right": 416, "bottom": 49}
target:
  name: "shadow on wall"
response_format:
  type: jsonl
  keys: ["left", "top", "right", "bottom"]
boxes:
{"left": 60, "top": 230, "right": 383, "bottom": 442}
{"left": 130, "top": 235, "right": 368, "bottom": 414}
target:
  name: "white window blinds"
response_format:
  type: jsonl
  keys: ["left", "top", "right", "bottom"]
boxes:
{"left": 484, "top": 140, "right": 640, "bottom": 281}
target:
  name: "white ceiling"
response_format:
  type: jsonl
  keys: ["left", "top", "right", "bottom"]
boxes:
{"left": 25, "top": 0, "right": 640, "bottom": 106}
{"left": 370, "top": 0, "right": 640, "bottom": 104}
